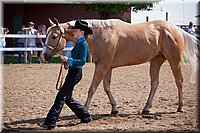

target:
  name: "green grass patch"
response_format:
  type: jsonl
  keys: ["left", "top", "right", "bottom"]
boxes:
{"left": 3, "top": 54, "right": 61, "bottom": 64}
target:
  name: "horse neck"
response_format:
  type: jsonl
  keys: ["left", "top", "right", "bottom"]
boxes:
{"left": 64, "top": 31, "right": 93, "bottom": 48}
{"left": 61, "top": 19, "right": 126, "bottom": 48}
{"left": 66, "top": 33, "right": 76, "bottom": 44}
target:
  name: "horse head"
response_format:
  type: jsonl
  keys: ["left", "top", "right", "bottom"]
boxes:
{"left": 41, "top": 18, "right": 75, "bottom": 62}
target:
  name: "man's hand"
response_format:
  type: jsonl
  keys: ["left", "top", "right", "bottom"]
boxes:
{"left": 59, "top": 55, "right": 68, "bottom": 62}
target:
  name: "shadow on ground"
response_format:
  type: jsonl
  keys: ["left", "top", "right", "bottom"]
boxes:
{"left": 2, "top": 111, "right": 178, "bottom": 133}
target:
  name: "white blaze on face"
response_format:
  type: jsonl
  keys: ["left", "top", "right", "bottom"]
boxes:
{"left": 45, "top": 30, "right": 52, "bottom": 46}
{"left": 43, "top": 30, "right": 52, "bottom": 54}
{"left": 42, "top": 46, "right": 47, "bottom": 55}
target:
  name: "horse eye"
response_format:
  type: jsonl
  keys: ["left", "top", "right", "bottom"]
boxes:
{"left": 52, "top": 35, "right": 57, "bottom": 39}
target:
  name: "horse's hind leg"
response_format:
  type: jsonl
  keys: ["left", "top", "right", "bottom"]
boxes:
{"left": 142, "top": 55, "right": 166, "bottom": 114}
{"left": 160, "top": 28, "right": 184, "bottom": 112}
{"left": 169, "top": 62, "right": 184, "bottom": 112}
{"left": 103, "top": 69, "right": 118, "bottom": 115}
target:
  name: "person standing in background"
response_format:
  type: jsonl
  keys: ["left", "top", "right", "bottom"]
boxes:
{"left": 37, "top": 24, "right": 46, "bottom": 64}
{"left": 17, "top": 25, "right": 25, "bottom": 63}
{"left": 0, "top": 27, "right": 9, "bottom": 48}
{"left": 182, "top": 21, "right": 196, "bottom": 63}
{"left": 187, "top": 21, "right": 195, "bottom": 35}
{"left": 36, "top": 24, "right": 41, "bottom": 63}
{"left": 0, "top": 27, "right": 9, "bottom": 63}
{"left": 27, "top": 22, "right": 38, "bottom": 64}
{"left": 37, "top": 24, "right": 46, "bottom": 63}
{"left": 63, "top": 41, "right": 74, "bottom": 57}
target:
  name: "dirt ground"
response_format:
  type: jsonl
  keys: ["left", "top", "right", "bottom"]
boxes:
{"left": 2, "top": 62, "right": 199, "bottom": 132}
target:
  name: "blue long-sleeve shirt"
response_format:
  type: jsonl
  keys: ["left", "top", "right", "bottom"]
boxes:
{"left": 66, "top": 37, "right": 89, "bottom": 69}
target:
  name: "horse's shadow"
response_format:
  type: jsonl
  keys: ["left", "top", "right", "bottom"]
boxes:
{"left": 3, "top": 111, "right": 177, "bottom": 131}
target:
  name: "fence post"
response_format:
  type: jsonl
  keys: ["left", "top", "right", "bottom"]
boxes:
{"left": 146, "top": 16, "right": 149, "bottom": 22}
{"left": 166, "top": 12, "right": 168, "bottom": 21}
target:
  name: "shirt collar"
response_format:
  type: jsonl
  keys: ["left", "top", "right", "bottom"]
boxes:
{"left": 76, "top": 36, "right": 86, "bottom": 44}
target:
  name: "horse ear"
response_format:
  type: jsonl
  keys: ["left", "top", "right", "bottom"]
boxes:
{"left": 49, "top": 18, "right": 54, "bottom": 26}
{"left": 54, "top": 18, "right": 60, "bottom": 27}
{"left": 67, "top": 23, "right": 73, "bottom": 29}
{"left": 60, "top": 27, "right": 64, "bottom": 34}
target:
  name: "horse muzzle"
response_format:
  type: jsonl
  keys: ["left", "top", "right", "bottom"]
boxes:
{"left": 43, "top": 52, "right": 52, "bottom": 62}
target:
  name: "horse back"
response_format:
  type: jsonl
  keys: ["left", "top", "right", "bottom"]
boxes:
{"left": 111, "top": 20, "right": 184, "bottom": 68}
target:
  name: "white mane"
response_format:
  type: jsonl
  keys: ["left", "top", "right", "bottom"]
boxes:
{"left": 67, "top": 19, "right": 127, "bottom": 29}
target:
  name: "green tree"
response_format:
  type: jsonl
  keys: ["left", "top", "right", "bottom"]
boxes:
{"left": 85, "top": 3, "right": 156, "bottom": 20}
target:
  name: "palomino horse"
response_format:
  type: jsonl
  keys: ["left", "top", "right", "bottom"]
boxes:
{"left": 42, "top": 18, "right": 199, "bottom": 115}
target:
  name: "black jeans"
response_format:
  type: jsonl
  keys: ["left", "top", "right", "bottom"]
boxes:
{"left": 44, "top": 68, "right": 91, "bottom": 127}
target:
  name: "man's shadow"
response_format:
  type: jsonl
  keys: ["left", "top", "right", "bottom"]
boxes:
{"left": 3, "top": 113, "right": 125, "bottom": 130}
{"left": 2, "top": 111, "right": 177, "bottom": 132}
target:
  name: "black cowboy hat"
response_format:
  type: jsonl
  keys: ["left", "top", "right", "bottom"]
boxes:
{"left": 70, "top": 20, "right": 93, "bottom": 34}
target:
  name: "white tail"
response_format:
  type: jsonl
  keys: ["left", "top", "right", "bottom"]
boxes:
{"left": 179, "top": 28, "right": 199, "bottom": 83}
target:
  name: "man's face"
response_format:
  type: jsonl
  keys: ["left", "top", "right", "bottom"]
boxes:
{"left": 73, "top": 29, "right": 84, "bottom": 39}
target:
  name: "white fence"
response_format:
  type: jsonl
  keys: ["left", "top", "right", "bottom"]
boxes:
{"left": 0, "top": 34, "right": 73, "bottom": 63}
{"left": 0, "top": 34, "right": 73, "bottom": 51}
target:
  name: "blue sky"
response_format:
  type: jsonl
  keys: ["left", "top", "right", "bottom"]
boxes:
{"left": 131, "top": 0, "right": 199, "bottom": 25}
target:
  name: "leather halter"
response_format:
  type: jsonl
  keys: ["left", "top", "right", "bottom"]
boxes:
{"left": 44, "top": 28, "right": 67, "bottom": 52}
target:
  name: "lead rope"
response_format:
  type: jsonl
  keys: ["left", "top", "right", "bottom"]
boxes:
{"left": 56, "top": 61, "right": 68, "bottom": 90}
{"left": 55, "top": 49, "right": 68, "bottom": 90}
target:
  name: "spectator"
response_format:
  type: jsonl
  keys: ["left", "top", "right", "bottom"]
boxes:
{"left": 182, "top": 21, "right": 196, "bottom": 63}
{"left": 17, "top": 25, "right": 25, "bottom": 63}
{"left": 0, "top": 27, "right": 9, "bottom": 48}
{"left": 26, "top": 21, "right": 38, "bottom": 64}
{"left": 187, "top": 21, "right": 195, "bottom": 35}
{"left": 37, "top": 24, "right": 46, "bottom": 64}
{"left": 0, "top": 27, "right": 9, "bottom": 63}
{"left": 35, "top": 24, "right": 41, "bottom": 63}
{"left": 63, "top": 41, "right": 74, "bottom": 57}
{"left": 36, "top": 24, "right": 41, "bottom": 33}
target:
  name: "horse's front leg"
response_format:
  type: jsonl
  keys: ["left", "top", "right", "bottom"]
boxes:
{"left": 103, "top": 69, "right": 118, "bottom": 115}
{"left": 85, "top": 64, "right": 108, "bottom": 110}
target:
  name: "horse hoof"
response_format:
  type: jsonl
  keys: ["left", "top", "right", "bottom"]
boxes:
{"left": 111, "top": 110, "right": 118, "bottom": 115}
{"left": 141, "top": 110, "right": 150, "bottom": 115}
{"left": 177, "top": 109, "right": 184, "bottom": 113}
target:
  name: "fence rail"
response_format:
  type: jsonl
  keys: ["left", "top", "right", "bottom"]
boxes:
{"left": 0, "top": 47, "right": 73, "bottom": 51}
{"left": 0, "top": 34, "right": 73, "bottom": 51}
{"left": 0, "top": 34, "right": 46, "bottom": 38}
{"left": 0, "top": 34, "right": 74, "bottom": 63}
